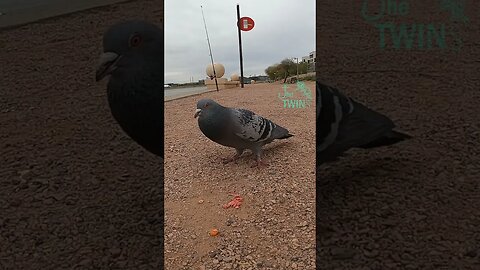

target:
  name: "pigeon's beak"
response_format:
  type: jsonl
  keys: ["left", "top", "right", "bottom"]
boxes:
{"left": 95, "top": 52, "right": 121, "bottom": 82}
{"left": 194, "top": 108, "right": 202, "bottom": 118}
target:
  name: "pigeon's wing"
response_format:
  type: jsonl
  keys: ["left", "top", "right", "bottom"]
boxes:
{"left": 316, "top": 81, "right": 410, "bottom": 164}
{"left": 229, "top": 108, "right": 277, "bottom": 142}
{"left": 316, "top": 82, "right": 356, "bottom": 152}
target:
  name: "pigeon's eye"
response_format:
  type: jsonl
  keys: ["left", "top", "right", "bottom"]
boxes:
{"left": 204, "top": 103, "right": 209, "bottom": 108}
{"left": 129, "top": 34, "right": 142, "bottom": 47}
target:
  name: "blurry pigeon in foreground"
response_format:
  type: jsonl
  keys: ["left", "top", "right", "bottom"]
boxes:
{"left": 316, "top": 81, "right": 411, "bottom": 165}
{"left": 194, "top": 99, "right": 293, "bottom": 167}
{"left": 95, "top": 20, "right": 164, "bottom": 158}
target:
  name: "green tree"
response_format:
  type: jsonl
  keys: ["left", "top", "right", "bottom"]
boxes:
{"left": 266, "top": 58, "right": 308, "bottom": 82}
{"left": 265, "top": 64, "right": 280, "bottom": 80}
{"left": 298, "top": 62, "right": 309, "bottom": 74}
{"left": 278, "top": 59, "right": 296, "bottom": 83}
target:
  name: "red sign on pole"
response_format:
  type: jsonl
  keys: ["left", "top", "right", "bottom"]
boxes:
{"left": 238, "top": 17, "right": 255, "bottom": 31}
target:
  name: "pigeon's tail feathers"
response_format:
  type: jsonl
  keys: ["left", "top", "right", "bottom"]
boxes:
{"left": 316, "top": 102, "right": 406, "bottom": 165}
{"left": 358, "top": 130, "right": 411, "bottom": 149}
{"left": 332, "top": 100, "right": 401, "bottom": 150}
{"left": 277, "top": 133, "right": 294, "bottom": 140}
{"left": 316, "top": 81, "right": 410, "bottom": 165}
{"left": 271, "top": 124, "right": 293, "bottom": 140}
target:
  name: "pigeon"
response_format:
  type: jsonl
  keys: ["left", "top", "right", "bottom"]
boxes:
{"left": 194, "top": 99, "right": 293, "bottom": 167}
{"left": 316, "top": 81, "right": 411, "bottom": 165}
{"left": 95, "top": 20, "right": 164, "bottom": 158}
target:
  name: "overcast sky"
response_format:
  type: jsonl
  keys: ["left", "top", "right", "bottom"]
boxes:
{"left": 165, "top": 0, "right": 315, "bottom": 84}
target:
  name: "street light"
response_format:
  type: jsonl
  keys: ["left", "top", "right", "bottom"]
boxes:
{"left": 293, "top": 57, "right": 299, "bottom": 79}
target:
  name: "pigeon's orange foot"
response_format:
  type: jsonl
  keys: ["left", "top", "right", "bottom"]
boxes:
{"left": 250, "top": 160, "right": 268, "bottom": 168}
{"left": 222, "top": 156, "right": 238, "bottom": 164}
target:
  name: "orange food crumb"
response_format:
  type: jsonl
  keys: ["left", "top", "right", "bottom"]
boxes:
{"left": 223, "top": 194, "right": 243, "bottom": 209}
{"left": 209, "top": 228, "right": 219, "bottom": 236}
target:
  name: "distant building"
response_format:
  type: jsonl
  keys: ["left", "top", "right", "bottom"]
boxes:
{"left": 301, "top": 51, "right": 316, "bottom": 64}
{"left": 301, "top": 51, "right": 316, "bottom": 72}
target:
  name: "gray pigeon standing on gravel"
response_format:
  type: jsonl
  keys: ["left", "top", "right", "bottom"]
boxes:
{"left": 95, "top": 20, "right": 164, "bottom": 158}
{"left": 316, "top": 81, "right": 411, "bottom": 165}
{"left": 194, "top": 99, "right": 293, "bottom": 167}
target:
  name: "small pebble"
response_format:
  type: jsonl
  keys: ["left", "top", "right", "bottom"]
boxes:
{"left": 331, "top": 247, "right": 355, "bottom": 260}
{"left": 465, "top": 249, "right": 477, "bottom": 258}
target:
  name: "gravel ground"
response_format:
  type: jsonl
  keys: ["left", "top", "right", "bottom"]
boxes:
{"left": 316, "top": 1, "right": 480, "bottom": 269}
{"left": 164, "top": 82, "right": 316, "bottom": 269}
{"left": 0, "top": 0, "right": 164, "bottom": 269}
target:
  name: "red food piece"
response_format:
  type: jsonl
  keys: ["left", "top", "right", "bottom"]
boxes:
{"left": 223, "top": 194, "right": 243, "bottom": 209}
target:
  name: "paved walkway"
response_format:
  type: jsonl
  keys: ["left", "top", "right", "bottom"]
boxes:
{"left": 165, "top": 86, "right": 214, "bottom": 101}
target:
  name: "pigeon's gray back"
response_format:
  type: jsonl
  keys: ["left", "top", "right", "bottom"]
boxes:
{"left": 197, "top": 101, "right": 292, "bottom": 150}
{"left": 230, "top": 108, "right": 291, "bottom": 144}
{"left": 316, "top": 81, "right": 408, "bottom": 164}
{"left": 317, "top": 83, "right": 356, "bottom": 152}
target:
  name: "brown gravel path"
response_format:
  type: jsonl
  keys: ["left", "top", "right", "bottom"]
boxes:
{"left": 164, "top": 82, "right": 316, "bottom": 269}
{"left": 0, "top": 0, "right": 163, "bottom": 269}
{"left": 316, "top": 1, "right": 480, "bottom": 269}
